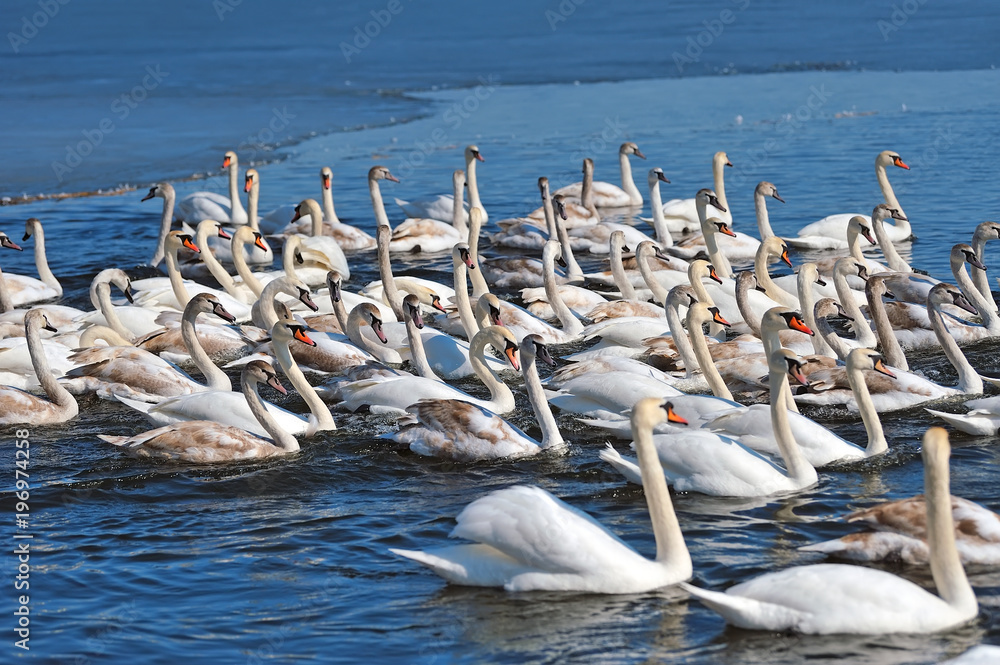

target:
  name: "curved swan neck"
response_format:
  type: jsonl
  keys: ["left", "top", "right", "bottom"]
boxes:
{"left": 231, "top": 230, "right": 265, "bottom": 297}
{"left": 665, "top": 290, "right": 699, "bottom": 378}
{"left": 876, "top": 158, "right": 907, "bottom": 225}
{"left": 346, "top": 307, "right": 392, "bottom": 361}
{"left": 273, "top": 332, "right": 337, "bottom": 432}
{"left": 197, "top": 223, "right": 239, "bottom": 296}
{"left": 243, "top": 374, "right": 299, "bottom": 451}
{"left": 754, "top": 244, "right": 798, "bottom": 308}
{"left": 736, "top": 272, "right": 763, "bottom": 337}
{"left": 96, "top": 283, "right": 137, "bottom": 343}
{"left": 369, "top": 174, "right": 392, "bottom": 230}
{"left": 930, "top": 294, "right": 982, "bottom": 394}
{"left": 521, "top": 345, "right": 563, "bottom": 448}
{"left": 687, "top": 307, "right": 734, "bottom": 400}
{"left": 256, "top": 278, "right": 287, "bottom": 330}
{"left": 797, "top": 269, "right": 833, "bottom": 356}
{"left": 28, "top": 221, "right": 61, "bottom": 294}
{"left": 834, "top": 262, "right": 877, "bottom": 347}
{"left": 648, "top": 174, "right": 673, "bottom": 248}
{"left": 404, "top": 309, "right": 442, "bottom": 381}
{"left": 466, "top": 209, "right": 490, "bottom": 298}
{"left": 26, "top": 315, "right": 76, "bottom": 411}
{"left": 924, "top": 431, "right": 976, "bottom": 612}
{"left": 376, "top": 225, "right": 404, "bottom": 321}
{"left": 701, "top": 215, "right": 733, "bottom": 279}
{"left": 637, "top": 246, "right": 669, "bottom": 304}
{"left": 971, "top": 224, "right": 998, "bottom": 303}
{"left": 866, "top": 278, "right": 909, "bottom": 371}
{"left": 952, "top": 251, "right": 1000, "bottom": 332}
{"left": 618, "top": 150, "right": 642, "bottom": 205}
{"left": 151, "top": 187, "right": 174, "bottom": 267}
{"left": 470, "top": 329, "right": 514, "bottom": 411}
{"left": 322, "top": 172, "right": 339, "bottom": 223}
{"left": 768, "top": 364, "right": 816, "bottom": 484}
{"left": 754, "top": 189, "right": 776, "bottom": 240}
{"left": 610, "top": 237, "right": 637, "bottom": 300}
{"left": 164, "top": 246, "right": 192, "bottom": 307}
{"left": 542, "top": 243, "right": 583, "bottom": 336}
{"left": 551, "top": 206, "right": 583, "bottom": 282}
{"left": 453, "top": 253, "right": 477, "bottom": 341}
{"left": 79, "top": 325, "right": 132, "bottom": 347}
{"left": 181, "top": 305, "right": 231, "bottom": 391}
{"left": 304, "top": 200, "right": 323, "bottom": 237}
{"left": 466, "top": 152, "right": 485, "bottom": 218}
{"left": 846, "top": 357, "right": 887, "bottom": 455}
{"left": 451, "top": 171, "right": 468, "bottom": 236}
{"left": 632, "top": 404, "right": 690, "bottom": 570}
{"left": 814, "top": 305, "right": 854, "bottom": 362}
{"left": 872, "top": 213, "right": 912, "bottom": 272}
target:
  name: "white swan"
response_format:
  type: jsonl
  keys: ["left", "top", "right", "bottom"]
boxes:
{"left": 0, "top": 309, "right": 78, "bottom": 425}
{"left": 389, "top": 397, "right": 692, "bottom": 593}
{"left": 526, "top": 160, "right": 601, "bottom": 225}
{"left": 395, "top": 145, "right": 484, "bottom": 223}
{"left": 101, "top": 360, "right": 300, "bottom": 462}
{"left": 276, "top": 171, "right": 376, "bottom": 251}
{"left": 659, "top": 151, "right": 733, "bottom": 227}
{"left": 795, "top": 150, "right": 912, "bottom": 245}
{"left": 142, "top": 182, "right": 176, "bottom": 267}
{"left": 971, "top": 220, "right": 1000, "bottom": 306}
{"left": 387, "top": 169, "right": 466, "bottom": 254}
{"left": 176, "top": 150, "right": 248, "bottom": 225}
{"left": 0, "top": 219, "right": 62, "bottom": 306}
{"left": 288, "top": 198, "right": 351, "bottom": 282}
{"left": 682, "top": 427, "right": 978, "bottom": 635}
{"left": 385, "top": 334, "right": 566, "bottom": 461}
{"left": 556, "top": 141, "right": 645, "bottom": 208}
{"left": 116, "top": 319, "right": 336, "bottom": 438}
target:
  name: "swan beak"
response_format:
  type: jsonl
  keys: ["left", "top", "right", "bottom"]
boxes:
{"left": 244, "top": 176, "right": 253, "bottom": 193}
{"left": 410, "top": 307, "right": 425, "bottom": 329}
{"left": 657, "top": 171, "right": 671, "bottom": 184}
{"left": 633, "top": 149, "right": 646, "bottom": 160}
{"left": 787, "top": 314, "right": 814, "bottom": 336}
{"left": 41, "top": 317, "right": 57, "bottom": 333}
{"left": 664, "top": 402, "right": 689, "bottom": 426}
{"left": 815, "top": 276, "right": 827, "bottom": 287}
{"left": 504, "top": 343, "right": 520, "bottom": 371}
{"left": 707, "top": 266, "right": 723, "bottom": 284}
{"left": 754, "top": 283, "right": 768, "bottom": 293}
{"left": 293, "top": 327, "right": 317, "bottom": 347}
{"left": 141, "top": 188, "right": 156, "bottom": 202}
{"left": 955, "top": 295, "right": 979, "bottom": 315}
{"left": 253, "top": 233, "right": 269, "bottom": 252}
{"left": 473, "top": 150, "right": 484, "bottom": 162}
{"left": 385, "top": 172, "right": 400, "bottom": 182}
{"left": 323, "top": 174, "right": 331, "bottom": 190}
{"left": 461, "top": 250, "right": 475, "bottom": 269}
{"left": 182, "top": 237, "right": 200, "bottom": 253}
{"left": 124, "top": 285, "right": 135, "bottom": 304}
{"left": 789, "top": 365, "right": 809, "bottom": 387}
{"left": 1, "top": 237, "right": 23, "bottom": 251}
{"left": 780, "top": 249, "right": 793, "bottom": 268}
{"left": 490, "top": 309, "right": 504, "bottom": 327}
{"left": 709, "top": 196, "right": 727, "bottom": 213}
{"left": 725, "top": 158, "right": 734, "bottom": 167}
{"left": 22, "top": 232, "right": 30, "bottom": 242}
{"left": 710, "top": 307, "right": 731, "bottom": 327}
{"left": 536, "top": 343, "right": 556, "bottom": 367}
{"left": 298, "top": 289, "right": 319, "bottom": 312}
{"left": 967, "top": 254, "right": 987, "bottom": 271}
{"left": 861, "top": 227, "right": 876, "bottom": 245}
{"left": 893, "top": 156, "right": 910, "bottom": 170}
{"left": 772, "top": 192, "right": 785, "bottom": 203}
{"left": 222, "top": 155, "right": 231, "bottom": 168}
{"left": 718, "top": 223, "right": 737, "bottom": 238}
{"left": 554, "top": 198, "right": 568, "bottom": 220}
{"left": 369, "top": 317, "right": 388, "bottom": 344}
{"left": 557, "top": 256, "right": 567, "bottom": 269}
{"left": 889, "top": 208, "right": 908, "bottom": 221}
{"left": 291, "top": 206, "right": 302, "bottom": 222}
{"left": 431, "top": 295, "right": 447, "bottom": 313}
{"left": 835, "top": 303, "right": 854, "bottom": 321}
{"left": 623, "top": 244, "right": 632, "bottom": 254}
{"left": 217, "top": 225, "right": 232, "bottom": 240}
{"left": 884, "top": 289, "right": 896, "bottom": 300}
{"left": 212, "top": 302, "right": 237, "bottom": 323}
{"left": 266, "top": 374, "right": 288, "bottom": 395}
{"left": 874, "top": 358, "right": 896, "bottom": 378}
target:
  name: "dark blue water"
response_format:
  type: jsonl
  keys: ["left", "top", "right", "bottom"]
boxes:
{"left": 3, "top": 2, "right": 1000, "bottom": 663}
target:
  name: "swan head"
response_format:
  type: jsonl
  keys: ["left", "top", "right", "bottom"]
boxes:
{"left": 648, "top": 167, "right": 670, "bottom": 186}
{"left": 284, "top": 277, "right": 318, "bottom": 312}
{"left": 273, "top": 319, "right": 316, "bottom": 347}
{"left": 922, "top": 427, "right": 950, "bottom": 476}
{"left": 291, "top": 198, "right": 325, "bottom": 224}
{"left": 244, "top": 168, "right": 259, "bottom": 193}
{"left": 877, "top": 150, "right": 909, "bottom": 171}
{"left": 521, "top": 334, "right": 555, "bottom": 368}
{"left": 769, "top": 348, "right": 809, "bottom": 387}
{"left": 610, "top": 230, "right": 630, "bottom": 254}
{"left": 403, "top": 294, "right": 424, "bottom": 329}
{"left": 847, "top": 347, "right": 896, "bottom": 378}
{"left": 929, "top": 283, "right": 979, "bottom": 316}
{"left": 974, "top": 220, "right": 1000, "bottom": 242}
{"left": 551, "top": 195, "right": 569, "bottom": 220}
{"left": 714, "top": 151, "right": 734, "bottom": 168}
{"left": 636, "top": 239, "right": 670, "bottom": 263}
{"left": 798, "top": 262, "right": 825, "bottom": 287}
{"left": 188, "top": 292, "right": 237, "bottom": 323}
{"left": 952, "top": 243, "right": 986, "bottom": 272}
{"left": 543, "top": 239, "right": 567, "bottom": 269}
{"left": 473, "top": 325, "right": 520, "bottom": 371}
{"left": 755, "top": 181, "right": 783, "bottom": 203}
{"left": 477, "top": 294, "right": 504, "bottom": 327}
{"left": 197, "top": 219, "right": 231, "bottom": 241}
{"left": 761, "top": 236, "right": 793, "bottom": 268}
{"left": 695, "top": 188, "right": 727, "bottom": 213}
{"left": 21, "top": 217, "right": 43, "bottom": 243}
{"left": 24, "top": 309, "right": 57, "bottom": 335}
{"left": 352, "top": 302, "right": 388, "bottom": 344}
{"left": 244, "top": 359, "right": 287, "bottom": 396}
{"left": 368, "top": 165, "right": 399, "bottom": 183}
{"left": 620, "top": 142, "right": 645, "bottom": 159}
{"left": 737, "top": 270, "right": 766, "bottom": 294}
{"left": 166, "top": 231, "right": 199, "bottom": 254}
{"left": 865, "top": 273, "right": 897, "bottom": 301}
{"left": 872, "top": 203, "right": 907, "bottom": 223}
{"left": 709, "top": 219, "right": 737, "bottom": 239}
{"left": 765, "top": 307, "right": 814, "bottom": 336}
{"left": 222, "top": 150, "right": 238, "bottom": 169}
{"left": 466, "top": 145, "right": 484, "bottom": 163}
{"left": 814, "top": 297, "right": 852, "bottom": 322}
{"left": 847, "top": 216, "right": 876, "bottom": 245}
{"left": 231, "top": 225, "right": 269, "bottom": 252}
{"left": 0, "top": 231, "right": 23, "bottom": 251}
{"left": 452, "top": 169, "right": 466, "bottom": 188}
{"left": 321, "top": 166, "right": 333, "bottom": 190}
{"left": 93, "top": 268, "right": 134, "bottom": 303}
{"left": 141, "top": 183, "right": 174, "bottom": 202}
{"left": 582, "top": 157, "right": 595, "bottom": 177}
{"left": 453, "top": 243, "right": 475, "bottom": 270}
{"left": 632, "top": 398, "right": 689, "bottom": 433}
{"left": 689, "top": 259, "right": 722, "bottom": 285}
{"left": 326, "top": 271, "right": 343, "bottom": 302}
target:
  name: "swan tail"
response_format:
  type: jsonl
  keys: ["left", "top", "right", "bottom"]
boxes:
{"left": 680, "top": 583, "right": 806, "bottom": 631}
{"left": 599, "top": 444, "right": 644, "bottom": 486}
{"left": 925, "top": 408, "right": 1000, "bottom": 436}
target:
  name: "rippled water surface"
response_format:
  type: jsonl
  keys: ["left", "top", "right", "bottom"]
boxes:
{"left": 4, "top": 1, "right": 1000, "bottom": 663}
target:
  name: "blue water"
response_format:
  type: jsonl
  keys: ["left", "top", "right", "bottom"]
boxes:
{"left": 4, "top": 2, "right": 1000, "bottom": 663}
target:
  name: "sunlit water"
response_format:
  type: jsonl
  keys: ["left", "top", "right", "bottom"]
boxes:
{"left": 3, "top": 2, "right": 1000, "bottom": 663}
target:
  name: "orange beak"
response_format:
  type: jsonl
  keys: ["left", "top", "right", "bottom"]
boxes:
{"left": 431, "top": 295, "right": 447, "bottom": 313}
{"left": 223, "top": 155, "right": 231, "bottom": 168}
{"left": 725, "top": 158, "right": 733, "bottom": 167}
{"left": 504, "top": 345, "right": 520, "bottom": 371}
{"left": 789, "top": 365, "right": 809, "bottom": 386}
{"left": 893, "top": 156, "right": 910, "bottom": 170}
{"left": 718, "top": 223, "right": 737, "bottom": 238}
{"left": 217, "top": 226, "right": 232, "bottom": 240}
{"left": 293, "top": 328, "right": 316, "bottom": 346}
{"left": 253, "top": 234, "right": 269, "bottom": 252}
{"left": 712, "top": 309, "right": 731, "bottom": 327}
{"left": 874, "top": 358, "right": 896, "bottom": 378}
{"left": 780, "top": 249, "right": 793, "bottom": 268}
{"left": 788, "top": 315, "right": 814, "bottom": 336}
{"left": 244, "top": 176, "right": 253, "bottom": 193}
{"left": 665, "top": 403, "right": 689, "bottom": 426}
{"left": 182, "top": 238, "right": 200, "bottom": 253}
{"left": 708, "top": 266, "right": 723, "bottom": 284}
{"left": 323, "top": 174, "right": 331, "bottom": 190}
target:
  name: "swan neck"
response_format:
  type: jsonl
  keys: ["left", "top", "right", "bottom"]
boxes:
{"left": 165, "top": 248, "right": 192, "bottom": 307}
{"left": 649, "top": 178, "right": 673, "bottom": 248}
{"left": 27, "top": 319, "right": 76, "bottom": 411}
{"left": 688, "top": 311, "right": 734, "bottom": 400}
{"left": 712, "top": 159, "right": 729, "bottom": 215}
{"left": 930, "top": 297, "right": 982, "bottom": 393}
{"left": 769, "top": 368, "right": 816, "bottom": 484}
{"left": 346, "top": 309, "right": 390, "bottom": 361}
{"left": 552, "top": 210, "right": 583, "bottom": 281}
{"left": 638, "top": 250, "right": 669, "bottom": 304}
{"left": 376, "top": 229, "right": 404, "bottom": 321}
{"left": 798, "top": 273, "right": 832, "bottom": 356}
{"left": 866, "top": 283, "right": 908, "bottom": 371}
{"left": 736, "top": 274, "right": 763, "bottom": 337}
{"left": 274, "top": 333, "right": 337, "bottom": 432}
{"left": 618, "top": 151, "right": 641, "bottom": 205}
{"left": 369, "top": 177, "right": 392, "bottom": 230}
{"left": 754, "top": 192, "right": 775, "bottom": 240}
{"left": 470, "top": 331, "right": 514, "bottom": 411}
{"left": 835, "top": 266, "right": 876, "bottom": 347}
{"left": 246, "top": 183, "right": 259, "bottom": 231}
{"left": 543, "top": 246, "right": 583, "bottom": 336}
{"left": 971, "top": 235, "right": 994, "bottom": 303}
{"left": 405, "top": 314, "right": 441, "bottom": 381}
{"left": 611, "top": 242, "right": 637, "bottom": 300}
{"left": 953, "top": 257, "right": 1000, "bottom": 331}
{"left": 30, "top": 223, "right": 61, "bottom": 294}
{"left": 0, "top": 265, "right": 11, "bottom": 312}
{"left": 702, "top": 216, "right": 733, "bottom": 279}
{"left": 876, "top": 160, "right": 906, "bottom": 222}
{"left": 256, "top": 279, "right": 284, "bottom": 330}
{"left": 197, "top": 225, "right": 238, "bottom": 296}
{"left": 243, "top": 376, "right": 299, "bottom": 451}
{"left": 231, "top": 233, "right": 264, "bottom": 297}
{"left": 633, "top": 414, "right": 690, "bottom": 570}
{"left": 846, "top": 360, "right": 887, "bottom": 455}
{"left": 452, "top": 176, "right": 467, "bottom": 236}
{"left": 815, "top": 310, "right": 853, "bottom": 362}
{"left": 873, "top": 215, "right": 912, "bottom": 272}
{"left": 453, "top": 259, "right": 477, "bottom": 340}
{"left": 467, "top": 211, "right": 490, "bottom": 298}
{"left": 228, "top": 162, "right": 246, "bottom": 221}
{"left": 181, "top": 307, "right": 231, "bottom": 391}
{"left": 79, "top": 325, "right": 132, "bottom": 347}
{"left": 466, "top": 154, "right": 484, "bottom": 216}
{"left": 925, "top": 441, "right": 976, "bottom": 612}
{"left": 152, "top": 189, "right": 174, "bottom": 267}
{"left": 96, "top": 284, "right": 137, "bottom": 343}
{"left": 323, "top": 181, "right": 339, "bottom": 224}
{"left": 665, "top": 294, "right": 698, "bottom": 378}
{"left": 523, "top": 350, "right": 563, "bottom": 448}
{"left": 754, "top": 248, "right": 797, "bottom": 308}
